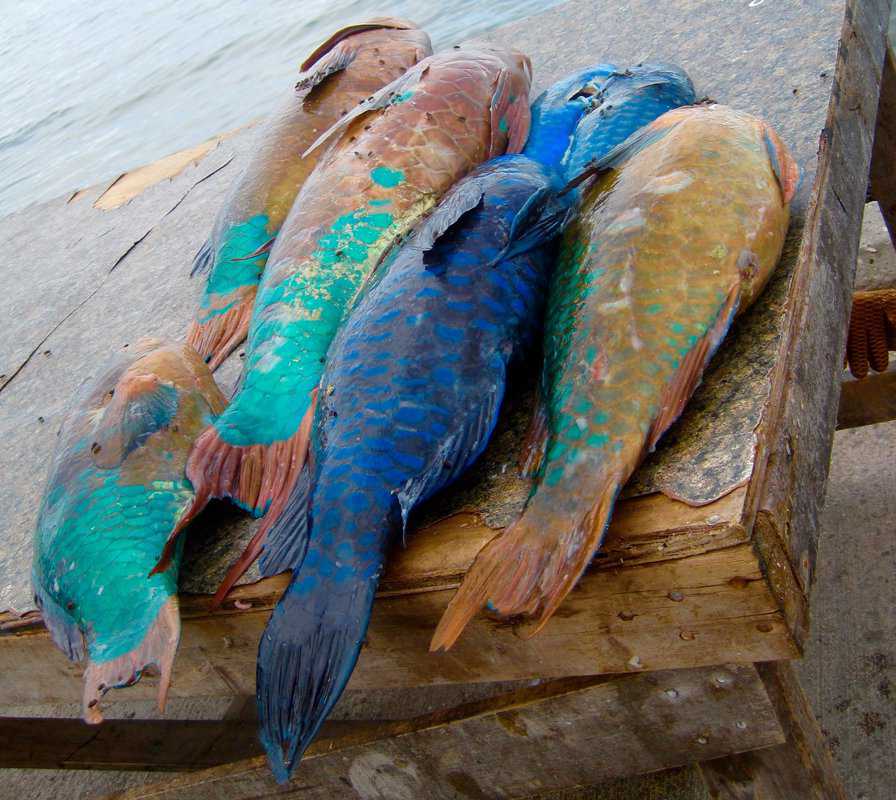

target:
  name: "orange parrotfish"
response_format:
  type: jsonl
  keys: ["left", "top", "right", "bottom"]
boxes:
{"left": 432, "top": 104, "right": 798, "bottom": 649}
{"left": 187, "top": 19, "right": 432, "bottom": 370}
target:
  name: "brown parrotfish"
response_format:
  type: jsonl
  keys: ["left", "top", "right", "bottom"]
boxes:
{"left": 159, "top": 43, "right": 534, "bottom": 602}
{"left": 187, "top": 19, "right": 432, "bottom": 370}
{"left": 432, "top": 104, "right": 798, "bottom": 649}
{"left": 31, "top": 340, "right": 225, "bottom": 721}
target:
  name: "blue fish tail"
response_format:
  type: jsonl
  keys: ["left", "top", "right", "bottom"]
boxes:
{"left": 256, "top": 492, "right": 395, "bottom": 782}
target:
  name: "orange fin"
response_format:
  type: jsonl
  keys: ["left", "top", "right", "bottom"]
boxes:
{"left": 82, "top": 597, "right": 180, "bottom": 724}
{"left": 186, "top": 292, "right": 255, "bottom": 372}
{"left": 518, "top": 395, "right": 548, "bottom": 477}
{"left": 430, "top": 485, "right": 618, "bottom": 651}
{"left": 303, "top": 59, "right": 431, "bottom": 157}
{"left": 761, "top": 122, "right": 799, "bottom": 205}
{"left": 209, "top": 390, "right": 318, "bottom": 607}
{"left": 646, "top": 284, "right": 739, "bottom": 452}
{"left": 488, "top": 68, "right": 532, "bottom": 158}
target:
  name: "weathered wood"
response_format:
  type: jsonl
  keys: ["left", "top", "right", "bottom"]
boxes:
{"left": 0, "top": 1, "right": 888, "bottom": 739}
{"left": 698, "top": 663, "right": 848, "bottom": 800}
{"left": 0, "top": 716, "right": 369, "bottom": 771}
{"left": 104, "top": 665, "right": 784, "bottom": 798}
{"left": 748, "top": 0, "right": 891, "bottom": 650}
{"left": 837, "top": 364, "right": 896, "bottom": 428}
{"left": 0, "top": 542, "right": 796, "bottom": 707}
{"left": 869, "top": 44, "right": 896, "bottom": 243}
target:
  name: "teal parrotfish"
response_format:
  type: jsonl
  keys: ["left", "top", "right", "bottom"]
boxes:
{"left": 158, "top": 43, "right": 534, "bottom": 600}
{"left": 32, "top": 340, "right": 226, "bottom": 721}
{"left": 187, "top": 19, "right": 432, "bottom": 370}
{"left": 432, "top": 104, "right": 798, "bottom": 649}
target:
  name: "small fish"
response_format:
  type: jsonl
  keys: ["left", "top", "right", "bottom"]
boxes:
{"left": 432, "top": 105, "right": 798, "bottom": 650}
{"left": 31, "top": 340, "right": 225, "bottom": 721}
{"left": 187, "top": 20, "right": 432, "bottom": 370}
{"left": 158, "top": 44, "right": 533, "bottom": 597}
{"left": 254, "top": 154, "right": 569, "bottom": 782}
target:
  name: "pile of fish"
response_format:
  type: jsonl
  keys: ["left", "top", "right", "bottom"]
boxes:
{"left": 30, "top": 17, "right": 797, "bottom": 782}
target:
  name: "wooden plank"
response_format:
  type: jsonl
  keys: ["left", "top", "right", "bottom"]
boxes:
{"left": 0, "top": 716, "right": 375, "bottom": 771}
{"left": 836, "top": 365, "right": 896, "bottom": 428}
{"left": 0, "top": 543, "right": 796, "bottom": 708}
{"left": 699, "top": 663, "right": 848, "bottom": 800}
{"left": 869, "top": 44, "right": 896, "bottom": 242}
{"left": 746, "top": 0, "right": 891, "bottom": 650}
{"left": 104, "top": 665, "right": 784, "bottom": 798}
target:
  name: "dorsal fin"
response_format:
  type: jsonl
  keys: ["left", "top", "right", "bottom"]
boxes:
{"left": 303, "top": 59, "right": 431, "bottom": 157}
{"left": 299, "top": 18, "right": 416, "bottom": 72}
{"left": 415, "top": 178, "right": 486, "bottom": 261}
{"left": 761, "top": 123, "right": 799, "bottom": 204}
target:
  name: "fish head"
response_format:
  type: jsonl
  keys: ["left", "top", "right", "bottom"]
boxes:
{"left": 84, "top": 340, "right": 225, "bottom": 475}
{"left": 524, "top": 63, "right": 620, "bottom": 168}
{"left": 564, "top": 62, "right": 696, "bottom": 179}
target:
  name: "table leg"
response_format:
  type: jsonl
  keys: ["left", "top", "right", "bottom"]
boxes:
{"left": 698, "top": 662, "right": 847, "bottom": 800}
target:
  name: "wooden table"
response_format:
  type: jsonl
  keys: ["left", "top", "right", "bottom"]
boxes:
{"left": 0, "top": 1, "right": 891, "bottom": 797}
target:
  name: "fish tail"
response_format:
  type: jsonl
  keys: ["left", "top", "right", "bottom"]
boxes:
{"left": 154, "top": 389, "right": 319, "bottom": 580}
{"left": 257, "top": 518, "right": 388, "bottom": 781}
{"left": 430, "top": 485, "right": 618, "bottom": 651}
{"left": 211, "top": 463, "right": 313, "bottom": 608}
{"left": 82, "top": 596, "right": 180, "bottom": 724}
{"left": 185, "top": 293, "right": 255, "bottom": 371}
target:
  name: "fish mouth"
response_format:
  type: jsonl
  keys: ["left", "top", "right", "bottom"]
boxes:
{"left": 81, "top": 596, "right": 180, "bottom": 724}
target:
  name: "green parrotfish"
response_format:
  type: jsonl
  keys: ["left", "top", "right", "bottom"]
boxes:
{"left": 32, "top": 340, "right": 226, "bottom": 721}
{"left": 432, "top": 104, "right": 798, "bottom": 649}
{"left": 160, "top": 44, "right": 534, "bottom": 601}
{"left": 187, "top": 19, "right": 432, "bottom": 370}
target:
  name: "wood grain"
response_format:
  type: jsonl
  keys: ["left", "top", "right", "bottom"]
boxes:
{"left": 0, "top": 543, "right": 796, "bottom": 708}
{"left": 104, "top": 665, "right": 783, "bottom": 797}
{"left": 698, "top": 663, "right": 848, "bottom": 800}
{"left": 837, "top": 365, "right": 896, "bottom": 429}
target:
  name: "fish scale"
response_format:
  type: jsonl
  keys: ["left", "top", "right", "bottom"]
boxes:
{"left": 433, "top": 105, "right": 798, "bottom": 649}
{"left": 187, "top": 20, "right": 431, "bottom": 370}
{"left": 163, "top": 44, "right": 532, "bottom": 598}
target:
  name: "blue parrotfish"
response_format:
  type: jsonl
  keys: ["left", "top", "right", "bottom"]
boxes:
{"left": 31, "top": 340, "right": 226, "bottom": 721}
{"left": 158, "top": 44, "right": 534, "bottom": 600}
{"left": 254, "top": 154, "right": 571, "bottom": 781}
{"left": 187, "top": 20, "right": 432, "bottom": 370}
{"left": 432, "top": 104, "right": 798, "bottom": 650}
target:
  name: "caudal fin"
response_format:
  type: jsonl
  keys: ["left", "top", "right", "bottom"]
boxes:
{"left": 153, "top": 390, "right": 318, "bottom": 581}
{"left": 186, "top": 294, "right": 255, "bottom": 372}
{"left": 82, "top": 596, "right": 180, "bottom": 723}
{"left": 430, "top": 486, "right": 618, "bottom": 651}
{"left": 257, "top": 572, "right": 378, "bottom": 782}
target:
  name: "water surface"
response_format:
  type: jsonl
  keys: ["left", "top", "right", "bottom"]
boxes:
{"left": 0, "top": 0, "right": 560, "bottom": 217}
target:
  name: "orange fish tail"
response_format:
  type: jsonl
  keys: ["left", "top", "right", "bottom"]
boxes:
{"left": 185, "top": 295, "right": 255, "bottom": 371}
{"left": 82, "top": 596, "right": 180, "bottom": 724}
{"left": 205, "top": 389, "right": 319, "bottom": 606}
{"left": 430, "top": 487, "right": 617, "bottom": 651}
